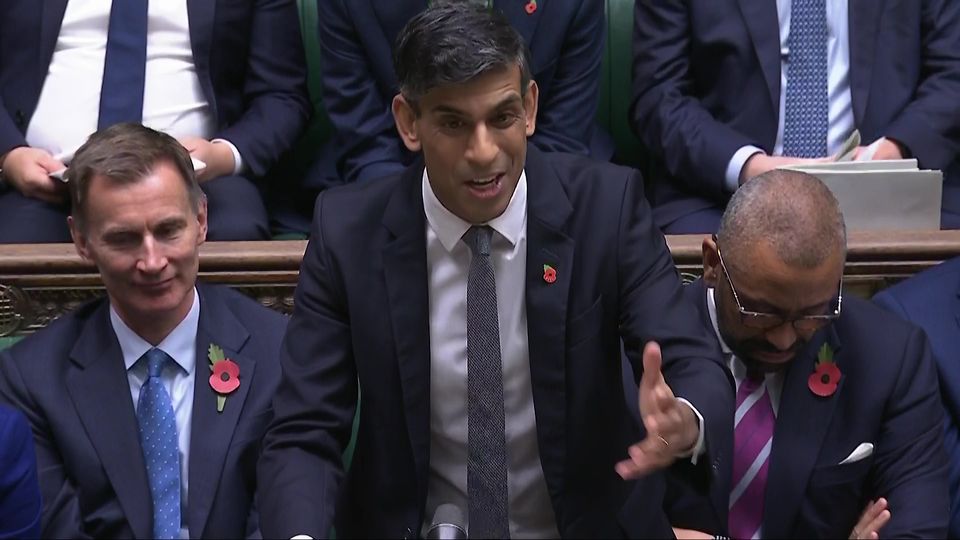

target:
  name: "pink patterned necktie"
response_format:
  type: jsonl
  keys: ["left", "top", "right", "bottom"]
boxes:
{"left": 728, "top": 374, "right": 775, "bottom": 540}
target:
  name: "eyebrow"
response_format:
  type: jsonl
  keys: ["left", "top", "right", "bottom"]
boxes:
{"left": 430, "top": 94, "right": 523, "bottom": 116}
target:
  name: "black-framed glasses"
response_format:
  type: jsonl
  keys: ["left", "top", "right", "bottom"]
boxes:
{"left": 715, "top": 242, "right": 842, "bottom": 332}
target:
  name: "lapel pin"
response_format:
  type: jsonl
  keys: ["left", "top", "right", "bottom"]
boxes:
{"left": 208, "top": 343, "right": 240, "bottom": 413}
{"left": 808, "top": 343, "right": 840, "bottom": 397}
{"left": 542, "top": 264, "right": 557, "bottom": 284}
{"left": 525, "top": 0, "right": 537, "bottom": 14}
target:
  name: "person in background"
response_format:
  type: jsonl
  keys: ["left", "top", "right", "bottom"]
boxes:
{"left": 0, "top": 404, "right": 42, "bottom": 540}
{"left": 874, "top": 256, "right": 960, "bottom": 538}
{"left": 631, "top": 0, "right": 960, "bottom": 233}
{"left": 0, "top": 0, "right": 311, "bottom": 242}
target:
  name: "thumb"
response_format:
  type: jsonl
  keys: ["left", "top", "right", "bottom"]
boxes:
{"left": 37, "top": 153, "right": 65, "bottom": 173}
{"left": 640, "top": 341, "right": 663, "bottom": 390}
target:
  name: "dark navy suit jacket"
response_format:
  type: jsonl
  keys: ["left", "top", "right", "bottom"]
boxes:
{"left": 0, "top": 405, "right": 41, "bottom": 539}
{"left": 631, "top": 0, "right": 960, "bottom": 230}
{"left": 312, "top": 0, "right": 613, "bottom": 191}
{"left": 667, "top": 279, "right": 949, "bottom": 538}
{"left": 0, "top": 284, "right": 287, "bottom": 539}
{"left": 0, "top": 0, "right": 311, "bottom": 179}
{"left": 874, "top": 256, "right": 960, "bottom": 537}
{"left": 257, "top": 146, "right": 732, "bottom": 538}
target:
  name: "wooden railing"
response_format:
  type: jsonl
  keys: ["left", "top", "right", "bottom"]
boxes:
{"left": 1, "top": 230, "right": 958, "bottom": 337}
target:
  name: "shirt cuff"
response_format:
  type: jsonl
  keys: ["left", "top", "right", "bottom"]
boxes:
{"left": 211, "top": 138, "right": 244, "bottom": 176}
{"left": 675, "top": 397, "right": 706, "bottom": 465}
{"left": 725, "top": 145, "right": 764, "bottom": 192}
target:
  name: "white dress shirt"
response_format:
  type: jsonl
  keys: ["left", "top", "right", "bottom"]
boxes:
{"left": 421, "top": 170, "right": 560, "bottom": 538}
{"left": 111, "top": 288, "right": 200, "bottom": 539}
{"left": 725, "top": 0, "right": 854, "bottom": 191}
{"left": 706, "top": 287, "right": 785, "bottom": 413}
{"left": 26, "top": 0, "right": 242, "bottom": 172}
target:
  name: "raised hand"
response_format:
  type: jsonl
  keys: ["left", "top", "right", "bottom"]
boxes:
{"left": 616, "top": 342, "right": 700, "bottom": 480}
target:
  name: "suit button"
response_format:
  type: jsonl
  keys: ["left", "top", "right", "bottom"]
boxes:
{"left": 402, "top": 526, "right": 415, "bottom": 539}
{"left": 14, "top": 110, "right": 24, "bottom": 127}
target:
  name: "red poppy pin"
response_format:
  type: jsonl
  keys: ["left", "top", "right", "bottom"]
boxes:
{"left": 208, "top": 344, "right": 240, "bottom": 412}
{"left": 808, "top": 343, "right": 841, "bottom": 397}
{"left": 525, "top": 0, "right": 537, "bottom": 14}
{"left": 543, "top": 264, "right": 557, "bottom": 284}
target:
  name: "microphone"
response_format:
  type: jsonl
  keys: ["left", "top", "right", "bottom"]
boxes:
{"left": 426, "top": 504, "right": 467, "bottom": 540}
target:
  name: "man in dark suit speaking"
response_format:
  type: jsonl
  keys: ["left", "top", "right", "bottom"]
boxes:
{"left": 667, "top": 170, "right": 949, "bottom": 539}
{"left": 0, "top": 124, "right": 288, "bottom": 538}
{"left": 258, "top": 5, "right": 732, "bottom": 539}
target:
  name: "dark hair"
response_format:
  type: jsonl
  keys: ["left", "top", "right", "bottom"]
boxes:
{"left": 393, "top": 2, "right": 533, "bottom": 108}
{"left": 67, "top": 123, "right": 204, "bottom": 231}
{"left": 718, "top": 169, "right": 847, "bottom": 273}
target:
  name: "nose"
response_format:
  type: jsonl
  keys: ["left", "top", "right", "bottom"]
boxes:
{"left": 764, "top": 322, "right": 798, "bottom": 353}
{"left": 136, "top": 236, "right": 168, "bottom": 274}
{"left": 465, "top": 123, "right": 499, "bottom": 167}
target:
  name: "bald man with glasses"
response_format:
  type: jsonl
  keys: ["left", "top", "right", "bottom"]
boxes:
{"left": 663, "top": 169, "right": 948, "bottom": 540}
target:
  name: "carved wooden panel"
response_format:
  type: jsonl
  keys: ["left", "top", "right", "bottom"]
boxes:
{"left": 1, "top": 232, "right": 959, "bottom": 338}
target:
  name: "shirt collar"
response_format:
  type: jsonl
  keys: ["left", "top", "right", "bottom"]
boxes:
{"left": 422, "top": 169, "right": 528, "bottom": 253}
{"left": 706, "top": 287, "right": 734, "bottom": 355}
{"left": 111, "top": 287, "right": 200, "bottom": 375}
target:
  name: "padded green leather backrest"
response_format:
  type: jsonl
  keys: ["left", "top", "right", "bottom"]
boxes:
{"left": 289, "top": 0, "right": 334, "bottom": 174}
{"left": 599, "top": 0, "right": 643, "bottom": 167}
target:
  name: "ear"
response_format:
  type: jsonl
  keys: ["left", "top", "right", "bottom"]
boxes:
{"left": 523, "top": 80, "right": 539, "bottom": 137}
{"left": 392, "top": 94, "right": 421, "bottom": 152}
{"left": 68, "top": 216, "right": 91, "bottom": 261}
{"left": 196, "top": 197, "right": 208, "bottom": 245}
{"left": 702, "top": 235, "right": 721, "bottom": 288}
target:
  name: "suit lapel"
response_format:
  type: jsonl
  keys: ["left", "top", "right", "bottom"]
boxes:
{"left": 496, "top": 0, "right": 542, "bottom": 46}
{"left": 40, "top": 0, "right": 68, "bottom": 75}
{"left": 65, "top": 302, "right": 153, "bottom": 539}
{"left": 735, "top": 0, "right": 781, "bottom": 118}
{"left": 762, "top": 325, "right": 844, "bottom": 539}
{"left": 523, "top": 147, "right": 573, "bottom": 499}
{"left": 848, "top": 0, "right": 885, "bottom": 126}
{"left": 186, "top": 285, "right": 254, "bottom": 538}
{"left": 382, "top": 164, "right": 433, "bottom": 506}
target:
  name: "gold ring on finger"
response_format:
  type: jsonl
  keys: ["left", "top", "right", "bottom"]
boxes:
{"left": 657, "top": 435, "right": 670, "bottom": 448}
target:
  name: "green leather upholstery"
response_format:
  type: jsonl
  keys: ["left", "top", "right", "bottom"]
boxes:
{"left": 600, "top": 0, "right": 643, "bottom": 168}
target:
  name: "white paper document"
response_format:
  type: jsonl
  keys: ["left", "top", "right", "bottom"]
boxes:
{"left": 780, "top": 159, "right": 942, "bottom": 231}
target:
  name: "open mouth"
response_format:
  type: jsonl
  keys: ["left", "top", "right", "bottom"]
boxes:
{"left": 465, "top": 173, "right": 505, "bottom": 198}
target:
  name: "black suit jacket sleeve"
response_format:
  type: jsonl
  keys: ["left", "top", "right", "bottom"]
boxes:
{"left": 630, "top": 0, "right": 758, "bottom": 202}
{"left": 0, "top": 351, "right": 88, "bottom": 540}
{"left": 213, "top": 0, "right": 311, "bottom": 178}
{"left": 318, "top": 0, "right": 410, "bottom": 184}
{"left": 882, "top": 0, "right": 960, "bottom": 169}
{"left": 257, "top": 191, "right": 358, "bottom": 539}
{"left": 616, "top": 170, "right": 734, "bottom": 487}
{"left": 869, "top": 327, "right": 950, "bottom": 538}
{"left": 526, "top": 0, "right": 605, "bottom": 157}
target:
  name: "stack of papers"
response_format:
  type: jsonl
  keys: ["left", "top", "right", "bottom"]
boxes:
{"left": 780, "top": 159, "right": 942, "bottom": 231}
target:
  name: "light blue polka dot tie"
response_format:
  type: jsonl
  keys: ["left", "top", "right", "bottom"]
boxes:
{"left": 783, "top": 0, "right": 828, "bottom": 157}
{"left": 136, "top": 348, "right": 181, "bottom": 540}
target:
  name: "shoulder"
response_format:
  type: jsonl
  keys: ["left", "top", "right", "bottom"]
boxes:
{"left": 535, "top": 150, "right": 641, "bottom": 199}
{"left": 3, "top": 298, "right": 105, "bottom": 364}
{"left": 313, "top": 169, "right": 409, "bottom": 232}
{"left": 198, "top": 283, "right": 288, "bottom": 338}
{"left": 874, "top": 257, "right": 960, "bottom": 313}
{"left": 836, "top": 296, "right": 928, "bottom": 356}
